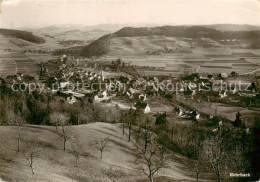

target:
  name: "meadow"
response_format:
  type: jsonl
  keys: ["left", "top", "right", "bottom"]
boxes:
{"left": 0, "top": 122, "right": 194, "bottom": 182}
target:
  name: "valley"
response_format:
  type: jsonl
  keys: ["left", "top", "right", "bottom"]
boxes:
{"left": 0, "top": 24, "right": 259, "bottom": 182}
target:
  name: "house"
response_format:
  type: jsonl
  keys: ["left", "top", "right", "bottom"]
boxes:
{"left": 219, "top": 90, "right": 227, "bottom": 98}
{"left": 232, "top": 88, "right": 237, "bottom": 94}
{"left": 17, "top": 73, "right": 23, "bottom": 81}
{"left": 196, "top": 113, "right": 200, "bottom": 120}
{"left": 179, "top": 109, "right": 183, "bottom": 116}
{"left": 138, "top": 93, "right": 147, "bottom": 101}
{"left": 220, "top": 73, "right": 228, "bottom": 78}
{"left": 93, "top": 90, "right": 109, "bottom": 103}
{"left": 60, "top": 80, "right": 69, "bottom": 88}
{"left": 67, "top": 96, "right": 77, "bottom": 104}
{"left": 135, "top": 102, "right": 150, "bottom": 113}
{"left": 127, "top": 88, "right": 137, "bottom": 96}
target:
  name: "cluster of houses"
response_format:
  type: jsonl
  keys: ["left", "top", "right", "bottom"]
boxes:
{"left": 50, "top": 55, "right": 258, "bottom": 112}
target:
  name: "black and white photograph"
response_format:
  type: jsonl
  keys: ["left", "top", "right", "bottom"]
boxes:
{"left": 0, "top": 0, "right": 260, "bottom": 181}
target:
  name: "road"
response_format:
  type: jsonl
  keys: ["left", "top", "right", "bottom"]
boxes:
{"left": 196, "top": 65, "right": 200, "bottom": 73}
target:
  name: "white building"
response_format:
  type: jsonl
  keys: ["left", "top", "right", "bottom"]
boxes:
{"left": 67, "top": 96, "right": 77, "bottom": 104}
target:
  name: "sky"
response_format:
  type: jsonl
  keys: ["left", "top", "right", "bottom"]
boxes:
{"left": 0, "top": 0, "right": 259, "bottom": 28}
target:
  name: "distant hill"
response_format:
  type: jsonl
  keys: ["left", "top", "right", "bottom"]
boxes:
{"left": 81, "top": 34, "right": 114, "bottom": 57}
{"left": 202, "top": 24, "right": 260, "bottom": 32}
{"left": 0, "top": 29, "right": 45, "bottom": 44}
{"left": 114, "top": 26, "right": 260, "bottom": 39}
{"left": 81, "top": 25, "right": 260, "bottom": 57}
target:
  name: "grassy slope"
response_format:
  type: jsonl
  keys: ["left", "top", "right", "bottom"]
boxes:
{"left": 81, "top": 35, "right": 221, "bottom": 57}
{"left": 0, "top": 29, "right": 45, "bottom": 44}
{"left": 109, "top": 36, "right": 191, "bottom": 56}
{"left": 0, "top": 123, "right": 195, "bottom": 182}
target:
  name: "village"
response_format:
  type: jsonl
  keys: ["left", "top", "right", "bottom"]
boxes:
{"left": 6, "top": 53, "right": 259, "bottom": 129}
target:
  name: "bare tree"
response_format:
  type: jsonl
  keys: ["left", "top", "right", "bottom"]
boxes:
{"left": 7, "top": 109, "right": 24, "bottom": 152}
{"left": 188, "top": 128, "right": 208, "bottom": 182}
{"left": 50, "top": 112, "right": 68, "bottom": 132}
{"left": 206, "top": 123, "right": 233, "bottom": 182}
{"left": 136, "top": 137, "right": 167, "bottom": 182}
{"left": 16, "top": 120, "right": 23, "bottom": 153}
{"left": 69, "top": 168, "right": 79, "bottom": 182}
{"left": 93, "top": 137, "right": 110, "bottom": 160}
{"left": 60, "top": 115, "right": 71, "bottom": 151}
{"left": 103, "top": 167, "right": 121, "bottom": 182}
{"left": 120, "top": 111, "right": 126, "bottom": 135}
{"left": 50, "top": 112, "right": 71, "bottom": 150}
{"left": 71, "top": 137, "right": 81, "bottom": 167}
{"left": 135, "top": 117, "right": 151, "bottom": 154}
{"left": 22, "top": 141, "right": 40, "bottom": 175}
{"left": 70, "top": 133, "right": 89, "bottom": 167}
{"left": 191, "top": 145, "right": 208, "bottom": 182}
{"left": 127, "top": 108, "right": 136, "bottom": 142}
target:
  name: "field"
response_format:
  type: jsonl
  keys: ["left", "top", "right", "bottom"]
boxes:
{"left": 0, "top": 123, "right": 194, "bottom": 182}
{"left": 24, "top": 53, "right": 59, "bottom": 64}
{"left": 100, "top": 36, "right": 260, "bottom": 76}
{"left": 0, "top": 52, "right": 39, "bottom": 78}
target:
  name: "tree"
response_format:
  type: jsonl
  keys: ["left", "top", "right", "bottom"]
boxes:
{"left": 207, "top": 125, "right": 223, "bottom": 182}
{"left": 127, "top": 108, "right": 137, "bottom": 142}
{"left": 250, "top": 119, "right": 260, "bottom": 180}
{"left": 69, "top": 168, "right": 79, "bottom": 182}
{"left": 71, "top": 135, "right": 81, "bottom": 167}
{"left": 93, "top": 137, "right": 110, "bottom": 160}
{"left": 206, "top": 123, "right": 233, "bottom": 182}
{"left": 120, "top": 111, "right": 126, "bottom": 135}
{"left": 8, "top": 108, "right": 24, "bottom": 152}
{"left": 16, "top": 116, "right": 23, "bottom": 153}
{"left": 230, "top": 71, "right": 237, "bottom": 77}
{"left": 136, "top": 137, "right": 167, "bottom": 182}
{"left": 190, "top": 111, "right": 198, "bottom": 124}
{"left": 50, "top": 112, "right": 71, "bottom": 150}
{"left": 70, "top": 133, "right": 89, "bottom": 167}
{"left": 22, "top": 140, "right": 40, "bottom": 175}
{"left": 155, "top": 112, "right": 167, "bottom": 126}
{"left": 103, "top": 167, "right": 121, "bottom": 182}
{"left": 50, "top": 112, "right": 68, "bottom": 132}
{"left": 233, "top": 112, "right": 242, "bottom": 128}
{"left": 115, "top": 58, "right": 122, "bottom": 68}
{"left": 190, "top": 129, "right": 207, "bottom": 182}
{"left": 135, "top": 117, "right": 152, "bottom": 154}
{"left": 207, "top": 74, "right": 213, "bottom": 79}
{"left": 60, "top": 114, "right": 71, "bottom": 151}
